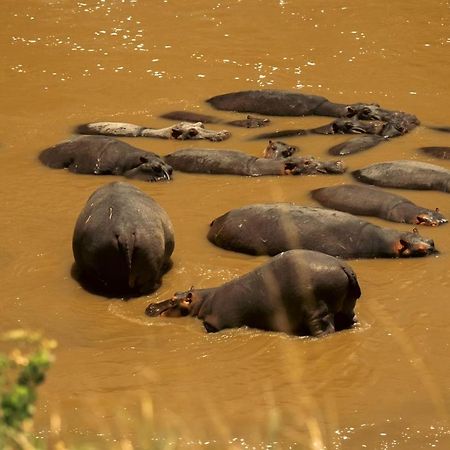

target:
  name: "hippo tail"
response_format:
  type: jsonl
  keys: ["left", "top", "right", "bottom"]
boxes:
{"left": 117, "top": 233, "right": 136, "bottom": 288}
{"left": 342, "top": 265, "right": 362, "bottom": 301}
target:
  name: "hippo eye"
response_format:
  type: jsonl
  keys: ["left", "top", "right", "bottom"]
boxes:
{"left": 170, "top": 298, "right": 177, "bottom": 306}
{"left": 188, "top": 128, "right": 199, "bottom": 136}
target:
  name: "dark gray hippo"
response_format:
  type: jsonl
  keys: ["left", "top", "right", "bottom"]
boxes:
{"left": 419, "top": 146, "right": 450, "bottom": 160}
{"left": 73, "top": 182, "right": 174, "bottom": 297}
{"left": 163, "top": 148, "right": 345, "bottom": 176}
{"left": 311, "top": 184, "right": 447, "bottom": 226}
{"left": 75, "top": 121, "right": 231, "bottom": 141}
{"left": 352, "top": 160, "right": 450, "bottom": 193}
{"left": 328, "top": 135, "right": 387, "bottom": 156}
{"left": 146, "top": 249, "right": 361, "bottom": 337}
{"left": 39, "top": 135, "right": 172, "bottom": 182}
{"left": 207, "top": 203, "right": 436, "bottom": 259}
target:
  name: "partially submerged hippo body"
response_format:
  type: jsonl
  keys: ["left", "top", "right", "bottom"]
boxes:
{"left": 327, "top": 135, "right": 387, "bottom": 156}
{"left": 352, "top": 160, "right": 450, "bottom": 193}
{"left": 207, "top": 203, "right": 436, "bottom": 259}
{"left": 146, "top": 249, "right": 361, "bottom": 337}
{"left": 419, "top": 146, "right": 450, "bottom": 160}
{"left": 73, "top": 182, "right": 174, "bottom": 297}
{"left": 75, "top": 121, "right": 231, "bottom": 141}
{"left": 311, "top": 184, "right": 447, "bottom": 226}
{"left": 39, "top": 135, "right": 172, "bottom": 182}
{"left": 163, "top": 148, "right": 345, "bottom": 176}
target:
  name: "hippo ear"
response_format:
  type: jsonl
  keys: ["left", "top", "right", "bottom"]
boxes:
{"left": 186, "top": 292, "right": 193, "bottom": 303}
{"left": 140, "top": 156, "right": 149, "bottom": 163}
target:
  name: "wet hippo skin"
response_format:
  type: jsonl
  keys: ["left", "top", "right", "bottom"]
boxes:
{"left": 146, "top": 249, "right": 361, "bottom": 337}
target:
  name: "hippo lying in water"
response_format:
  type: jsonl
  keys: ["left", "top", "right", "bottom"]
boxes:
{"left": 419, "top": 146, "right": 450, "bottom": 160}
{"left": 39, "top": 135, "right": 172, "bottom": 182}
{"left": 75, "top": 121, "right": 231, "bottom": 141}
{"left": 207, "top": 203, "right": 437, "bottom": 259}
{"left": 73, "top": 182, "right": 174, "bottom": 297}
{"left": 352, "top": 160, "right": 450, "bottom": 193}
{"left": 146, "top": 249, "right": 361, "bottom": 337}
{"left": 311, "top": 184, "right": 447, "bottom": 226}
{"left": 163, "top": 148, "right": 345, "bottom": 176}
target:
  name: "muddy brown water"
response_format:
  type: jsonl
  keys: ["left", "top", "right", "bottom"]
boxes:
{"left": 1, "top": 1, "right": 450, "bottom": 448}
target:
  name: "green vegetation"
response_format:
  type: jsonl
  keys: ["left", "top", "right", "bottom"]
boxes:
{"left": 0, "top": 329, "right": 56, "bottom": 450}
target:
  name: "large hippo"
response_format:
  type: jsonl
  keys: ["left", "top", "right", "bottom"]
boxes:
{"left": 75, "top": 121, "right": 231, "bottom": 141}
{"left": 163, "top": 148, "right": 345, "bottom": 176}
{"left": 39, "top": 135, "right": 172, "bottom": 182}
{"left": 207, "top": 203, "right": 436, "bottom": 259}
{"left": 352, "top": 160, "right": 450, "bottom": 193}
{"left": 73, "top": 182, "right": 174, "bottom": 297}
{"left": 146, "top": 249, "right": 361, "bottom": 337}
{"left": 311, "top": 184, "right": 447, "bottom": 226}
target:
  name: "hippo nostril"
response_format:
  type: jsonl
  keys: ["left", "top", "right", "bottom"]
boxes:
{"left": 188, "top": 128, "right": 199, "bottom": 137}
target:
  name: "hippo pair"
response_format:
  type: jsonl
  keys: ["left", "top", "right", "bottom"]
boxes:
{"left": 39, "top": 135, "right": 345, "bottom": 179}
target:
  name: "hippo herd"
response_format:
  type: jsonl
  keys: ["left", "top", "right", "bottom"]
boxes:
{"left": 39, "top": 89, "right": 450, "bottom": 338}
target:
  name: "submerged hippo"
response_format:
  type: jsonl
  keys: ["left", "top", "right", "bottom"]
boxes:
{"left": 163, "top": 148, "right": 345, "bottom": 176}
{"left": 75, "top": 121, "right": 231, "bottom": 141}
{"left": 327, "top": 135, "right": 387, "bottom": 156}
{"left": 146, "top": 249, "right": 361, "bottom": 337}
{"left": 352, "top": 160, "right": 450, "bottom": 193}
{"left": 73, "top": 182, "right": 174, "bottom": 297}
{"left": 419, "top": 146, "right": 450, "bottom": 160}
{"left": 159, "top": 111, "right": 271, "bottom": 128}
{"left": 207, "top": 203, "right": 436, "bottom": 259}
{"left": 263, "top": 140, "right": 299, "bottom": 159}
{"left": 39, "top": 135, "right": 172, "bottom": 182}
{"left": 311, "top": 184, "right": 447, "bottom": 226}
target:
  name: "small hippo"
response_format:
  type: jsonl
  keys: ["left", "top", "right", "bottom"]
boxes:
{"left": 207, "top": 203, "right": 437, "bottom": 259}
{"left": 419, "top": 146, "right": 450, "bottom": 160}
{"left": 146, "top": 249, "right": 361, "bottom": 337}
{"left": 75, "top": 121, "right": 231, "bottom": 141}
{"left": 163, "top": 148, "right": 345, "bottom": 176}
{"left": 352, "top": 160, "right": 450, "bottom": 193}
{"left": 39, "top": 135, "right": 172, "bottom": 182}
{"left": 327, "top": 135, "right": 387, "bottom": 156}
{"left": 73, "top": 182, "right": 174, "bottom": 297}
{"left": 263, "top": 140, "right": 299, "bottom": 159}
{"left": 311, "top": 184, "right": 447, "bottom": 226}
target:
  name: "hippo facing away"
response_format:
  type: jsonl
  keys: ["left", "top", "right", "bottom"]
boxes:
{"left": 146, "top": 249, "right": 361, "bottom": 337}
{"left": 73, "top": 182, "right": 174, "bottom": 297}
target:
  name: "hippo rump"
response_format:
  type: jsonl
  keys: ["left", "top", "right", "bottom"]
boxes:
{"left": 163, "top": 148, "right": 345, "bottom": 176}
{"left": 75, "top": 121, "right": 231, "bottom": 141}
{"left": 352, "top": 160, "right": 450, "bottom": 193}
{"left": 311, "top": 184, "right": 447, "bottom": 226}
{"left": 146, "top": 249, "right": 361, "bottom": 337}
{"left": 73, "top": 182, "right": 174, "bottom": 297}
{"left": 207, "top": 203, "right": 436, "bottom": 259}
{"left": 39, "top": 135, "right": 172, "bottom": 182}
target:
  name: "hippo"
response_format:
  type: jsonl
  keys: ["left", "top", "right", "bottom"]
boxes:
{"left": 254, "top": 118, "right": 398, "bottom": 140}
{"left": 39, "top": 135, "right": 172, "bottom": 182}
{"left": 75, "top": 121, "right": 231, "bottom": 142}
{"left": 327, "top": 135, "right": 387, "bottom": 156}
{"left": 263, "top": 140, "right": 299, "bottom": 159}
{"left": 207, "top": 203, "right": 436, "bottom": 259}
{"left": 160, "top": 111, "right": 271, "bottom": 128}
{"left": 73, "top": 182, "right": 174, "bottom": 297}
{"left": 419, "top": 146, "right": 450, "bottom": 160}
{"left": 352, "top": 160, "right": 450, "bottom": 193}
{"left": 311, "top": 184, "right": 447, "bottom": 226}
{"left": 145, "top": 249, "right": 361, "bottom": 337}
{"left": 163, "top": 148, "right": 345, "bottom": 176}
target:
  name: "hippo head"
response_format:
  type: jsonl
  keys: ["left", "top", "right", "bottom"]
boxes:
{"left": 415, "top": 208, "right": 448, "bottom": 227}
{"left": 145, "top": 290, "right": 194, "bottom": 317}
{"left": 264, "top": 140, "right": 299, "bottom": 159}
{"left": 284, "top": 157, "right": 345, "bottom": 175}
{"left": 124, "top": 157, "right": 173, "bottom": 182}
{"left": 395, "top": 229, "right": 436, "bottom": 257}
{"left": 345, "top": 103, "right": 382, "bottom": 120}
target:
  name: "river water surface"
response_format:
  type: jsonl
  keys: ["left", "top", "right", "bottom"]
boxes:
{"left": 1, "top": 1, "right": 450, "bottom": 449}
